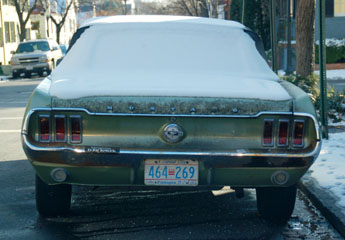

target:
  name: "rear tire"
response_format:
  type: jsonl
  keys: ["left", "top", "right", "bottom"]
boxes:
{"left": 35, "top": 175, "right": 72, "bottom": 217}
{"left": 256, "top": 184, "right": 297, "bottom": 223}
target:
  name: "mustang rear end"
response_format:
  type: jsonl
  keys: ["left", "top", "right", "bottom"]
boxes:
{"left": 22, "top": 15, "right": 321, "bottom": 222}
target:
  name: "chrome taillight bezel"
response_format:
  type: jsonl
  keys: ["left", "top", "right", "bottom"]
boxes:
{"left": 262, "top": 119, "right": 274, "bottom": 147}
{"left": 70, "top": 115, "right": 82, "bottom": 143}
{"left": 293, "top": 119, "right": 305, "bottom": 148}
{"left": 277, "top": 119, "right": 289, "bottom": 147}
{"left": 54, "top": 115, "right": 67, "bottom": 142}
{"left": 39, "top": 115, "right": 51, "bottom": 142}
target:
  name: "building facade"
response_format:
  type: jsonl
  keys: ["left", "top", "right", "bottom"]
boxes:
{"left": 0, "top": 0, "right": 32, "bottom": 65}
{"left": 30, "top": 0, "right": 78, "bottom": 45}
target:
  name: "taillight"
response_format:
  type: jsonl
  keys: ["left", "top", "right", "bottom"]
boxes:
{"left": 55, "top": 116, "right": 66, "bottom": 142}
{"left": 278, "top": 120, "right": 289, "bottom": 146}
{"left": 71, "top": 116, "right": 82, "bottom": 143}
{"left": 39, "top": 115, "right": 50, "bottom": 142}
{"left": 263, "top": 119, "right": 274, "bottom": 146}
{"left": 293, "top": 120, "right": 305, "bottom": 147}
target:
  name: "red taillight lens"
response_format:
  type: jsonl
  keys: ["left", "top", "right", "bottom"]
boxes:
{"left": 293, "top": 120, "right": 305, "bottom": 147}
{"left": 278, "top": 120, "right": 289, "bottom": 146}
{"left": 39, "top": 116, "right": 50, "bottom": 142}
{"left": 71, "top": 116, "right": 81, "bottom": 143}
{"left": 263, "top": 120, "right": 274, "bottom": 146}
{"left": 55, "top": 116, "right": 66, "bottom": 141}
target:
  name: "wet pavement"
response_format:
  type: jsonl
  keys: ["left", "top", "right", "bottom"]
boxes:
{"left": 23, "top": 186, "right": 341, "bottom": 240}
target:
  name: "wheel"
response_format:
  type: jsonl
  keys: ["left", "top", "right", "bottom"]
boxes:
{"left": 35, "top": 175, "right": 72, "bottom": 217}
{"left": 256, "top": 184, "right": 297, "bottom": 223}
{"left": 38, "top": 71, "right": 45, "bottom": 77}
{"left": 25, "top": 72, "right": 31, "bottom": 78}
{"left": 12, "top": 72, "right": 20, "bottom": 79}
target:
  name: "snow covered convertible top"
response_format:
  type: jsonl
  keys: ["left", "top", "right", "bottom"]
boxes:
{"left": 49, "top": 15, "right": 291, "bottom": 101}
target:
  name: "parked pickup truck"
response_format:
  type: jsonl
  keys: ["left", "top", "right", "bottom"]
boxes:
{"left": 10, "top": 39, "right": 62, "bottom": 78}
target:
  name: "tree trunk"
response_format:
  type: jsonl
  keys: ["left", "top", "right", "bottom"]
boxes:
{"left": 296, "top": 0, "right": 315, "bottom": 78}
{"left": 56, "top": 25, "right": 61, "bottom": 44}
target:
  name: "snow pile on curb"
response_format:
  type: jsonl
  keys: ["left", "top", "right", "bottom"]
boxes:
{"left": 310, "top": 129, "right": 345, "bottom": 214}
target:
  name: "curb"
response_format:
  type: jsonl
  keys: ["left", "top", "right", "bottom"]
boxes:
{"left": 298, "top": 177, "right": 345, "bottom": 238}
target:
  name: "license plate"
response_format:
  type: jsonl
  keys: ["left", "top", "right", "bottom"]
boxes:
{"left": 26, "top": 66, "right": 33, "bottom": 70}
{"left": 144, "top": 159, "right": 198, "bottom": 186}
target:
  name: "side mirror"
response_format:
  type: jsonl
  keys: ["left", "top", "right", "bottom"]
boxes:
{"left": 52, "top": 46, "right": 58, "bottom": 51}
{"left": 10, "top": 50, "right": 15, "bottom": 54}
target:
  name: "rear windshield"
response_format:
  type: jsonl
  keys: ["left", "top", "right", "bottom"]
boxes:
{"left": 16, "top": 41, "right": 50, "bottom": 53}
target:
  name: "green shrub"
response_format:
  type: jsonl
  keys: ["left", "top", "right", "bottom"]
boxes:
{"left": 281, "top": 74, "right": 345, "bottom": 123}
{"left": 315, "top": 39, "right": 345, "bottom": 64}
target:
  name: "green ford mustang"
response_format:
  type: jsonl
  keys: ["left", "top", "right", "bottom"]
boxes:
{"left": 21, "top": 15, "right": 321, "bottom": 222}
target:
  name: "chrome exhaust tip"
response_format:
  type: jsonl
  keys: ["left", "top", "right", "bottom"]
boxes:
{"left": 271, "top": 171, "right": 289, "bottom": 185}
{"left": 51, "top": 168, "right": 68, "bottom": 182}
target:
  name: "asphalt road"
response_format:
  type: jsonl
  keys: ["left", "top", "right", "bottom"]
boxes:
{"left": 328, "top": 79, "right": 345, "bottom": 92}
{"left": 0, "top": 77, "right": 343, "bottom": 240}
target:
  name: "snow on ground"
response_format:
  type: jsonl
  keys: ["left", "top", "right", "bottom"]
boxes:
{"left": 0, "top": 76, "right": 8, "bottom": 82}
{"left": 310, "top": 127, "right": 345, "bottom": 214}
{"left": 315, "top": 69, "right": 345, "bottom": 80}
{"left": 279, "top": 69, "right": 345, "bottom": 80}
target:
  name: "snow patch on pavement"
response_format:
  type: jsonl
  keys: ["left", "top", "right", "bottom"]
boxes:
{"left": 310, "top": 129, "right": 345, "bottom": 214}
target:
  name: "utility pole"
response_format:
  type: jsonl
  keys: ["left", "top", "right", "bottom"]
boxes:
{"left": 0, "top": 0, "right": 7, "bottom": 66}
{"left": 269, "top": 0, "right": 277, "bottom": 73}
{"left": 286, "top": 0, "right": 292, "bottom": 75}
{"left": 318, "top": 0, "right": 328, "bottom": 139}
{"left": 241, "top": 0, "right": 245, "bottom": 24}
{"left": 92, "top": 0, "right": 96, "bottom": 17}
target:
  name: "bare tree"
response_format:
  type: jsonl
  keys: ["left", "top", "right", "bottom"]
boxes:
{"left": 13, "top": 0, "right": 39, "bottom": 41}
{"left": 167, "top": 0, "right": 210, "bottom": 17}
{"left": 296, "top": 0, "right": 315, "bottom": 78}
{"left": 40, "top": 0, "right": 76, "bottom": 44}
{"left": 135, "top": 1, "right": 169, "bottom": 15}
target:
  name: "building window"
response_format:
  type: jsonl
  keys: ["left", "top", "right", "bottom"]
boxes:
{"left": 4, "top": 22, "right": 17, "bottom": 43}
{"left": 326, "top": 0, "right": 335, "bottom": 17}
{"left": 26, "top": 28, "right": 31, "bottom": 40}
{"left": 5, "top": 22, "right": 10, "bottom": 43}
{"left": 0, "top": 28, "right": 3, "bottom": 47}
{"left": 10, "top": 22, "right": 16, "bottom": 42}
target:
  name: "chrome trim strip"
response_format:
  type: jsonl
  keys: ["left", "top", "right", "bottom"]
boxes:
{"left": 54, "top": 115, "right": 67, "bottom": 143}
{"left": 22, "top": 107, "right": 321, "bottom": 140}
{"left": 277, "top": 119, "right": 290, "bottom": 147}
{"left": 39, "top": 115, "right": 51, "bottom": 143}
{"left": 22, "top": 134, "right": 321, "bottom": 158}
{"left": 262, "top": 119, "right": 274, "bottom": 147}
{"left": 70, "top": 115, "right": 82, "bottom": 144}
{"left": 293, "top": 119, "right": 306, "bottom": 148}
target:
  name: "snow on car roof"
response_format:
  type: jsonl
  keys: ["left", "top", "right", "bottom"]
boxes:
{"left": 50, "top": 16, "right": 291, "bottom": 101}
{"left": 80, "top": 15, "right": 245, "bottom": 29}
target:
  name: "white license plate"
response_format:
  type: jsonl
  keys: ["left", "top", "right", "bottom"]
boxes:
{"left": 144, "top": 159, "right": 198, "bottom": 186}
{"left": 26, "top": 66, "right": 33, "bottom": 70}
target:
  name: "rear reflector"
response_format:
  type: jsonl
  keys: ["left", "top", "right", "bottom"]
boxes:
{"left": 55, "top": 116, "right": 66, "bottom": 141}
{"left": 71, "top": 116, "right": 82, "bottom": 143}
{"left": 293, "top": 120, "right": 305, "bottom": 147}
{"left": 39, "top": 115, "right": 50, "bottom": 142}
{"left": 278, "top": 120, "right": 289, "bottom": 146}
{"left": 263, "top": 119, "right": 274, "bottom": 146}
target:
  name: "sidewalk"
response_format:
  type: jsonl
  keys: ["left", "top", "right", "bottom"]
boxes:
{"left": 299, "top": 125, "right": 345, "bottom": 238}
{"left": 0, "top": 75, "right": 8, "bottom": 82}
